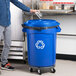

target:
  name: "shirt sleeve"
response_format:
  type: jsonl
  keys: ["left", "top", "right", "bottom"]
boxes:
{"left": 10, "top": 0, "right": 30, "bottom": 12}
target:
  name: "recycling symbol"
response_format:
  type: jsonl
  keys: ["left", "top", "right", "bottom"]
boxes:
{"left": 35, "top": 40, "right": 45, "bottom": 49}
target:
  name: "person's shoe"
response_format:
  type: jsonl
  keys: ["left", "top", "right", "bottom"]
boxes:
{"left": 1, "top": 63, "right": 15, "bottom": 70}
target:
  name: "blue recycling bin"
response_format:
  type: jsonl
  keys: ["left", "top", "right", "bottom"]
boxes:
{"left": 22, "top": 19, "right": 61, "bottom": 74}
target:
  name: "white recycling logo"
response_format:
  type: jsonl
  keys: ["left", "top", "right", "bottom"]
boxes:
{"left": 35, "top": 40, "right": 45, "bottom": 49}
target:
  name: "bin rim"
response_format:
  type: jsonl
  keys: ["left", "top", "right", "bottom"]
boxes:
{"left": 22, "top": 24, "right": 59, "bottom": 30}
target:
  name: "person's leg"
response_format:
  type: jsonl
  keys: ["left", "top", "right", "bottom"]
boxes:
{"left": 1, "top": 26, "right": 11, "bottom": 65}
{"left": 1, "top": 25, "right": 14, "bottom": 70}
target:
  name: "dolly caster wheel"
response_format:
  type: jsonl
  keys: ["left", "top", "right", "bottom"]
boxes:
{"left": 50, "top": 68, "right": 56, "bottom": 73}
{"left": 29, "top": 68, "right": 33, "bottom": 72}
{"left": 38, "top": 69, "right": 42, "bottom": 75}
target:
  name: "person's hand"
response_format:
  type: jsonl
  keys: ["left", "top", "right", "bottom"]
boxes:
{"left": 30, "top": 9, "right": 40, "bottom": 13}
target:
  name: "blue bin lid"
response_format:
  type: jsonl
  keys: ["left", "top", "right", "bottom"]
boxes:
{"left": 24, "top": 19, "right": 60, "bottom": 27}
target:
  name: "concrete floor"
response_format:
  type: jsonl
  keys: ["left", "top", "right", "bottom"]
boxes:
{"left": 0, "top": 59, "right": 76, "bottom": 76}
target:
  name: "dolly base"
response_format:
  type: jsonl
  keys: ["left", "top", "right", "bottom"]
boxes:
{"left": 29, "top": 66, "right": 56, "bottom": 75}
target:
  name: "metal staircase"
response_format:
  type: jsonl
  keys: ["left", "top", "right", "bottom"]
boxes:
{"left": 0, "top": 41, "right": 26, "bottom": 60}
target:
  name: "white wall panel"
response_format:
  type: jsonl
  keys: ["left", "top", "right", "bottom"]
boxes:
{"left": 10, "top": 0, "right": 23, "bottom": 40}
{"left": 57, "top": 36, "right": 76, "bottom": 55}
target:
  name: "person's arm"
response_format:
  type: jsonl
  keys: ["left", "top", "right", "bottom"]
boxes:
{"left": 10, "top": 0, "right": 30, "bottom": 12}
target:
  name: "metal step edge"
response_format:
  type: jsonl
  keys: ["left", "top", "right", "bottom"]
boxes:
{"left": 0, "top": 53, "right": 23, "bottom": 56}
{"left": 0, "top": 48, "right": 23, "bottom": 51}
{"left": 0, "top": 56, "right": 23, "bottom": 60}
{"left": 0, "top": 50, "right": 23, "bottom": 52}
